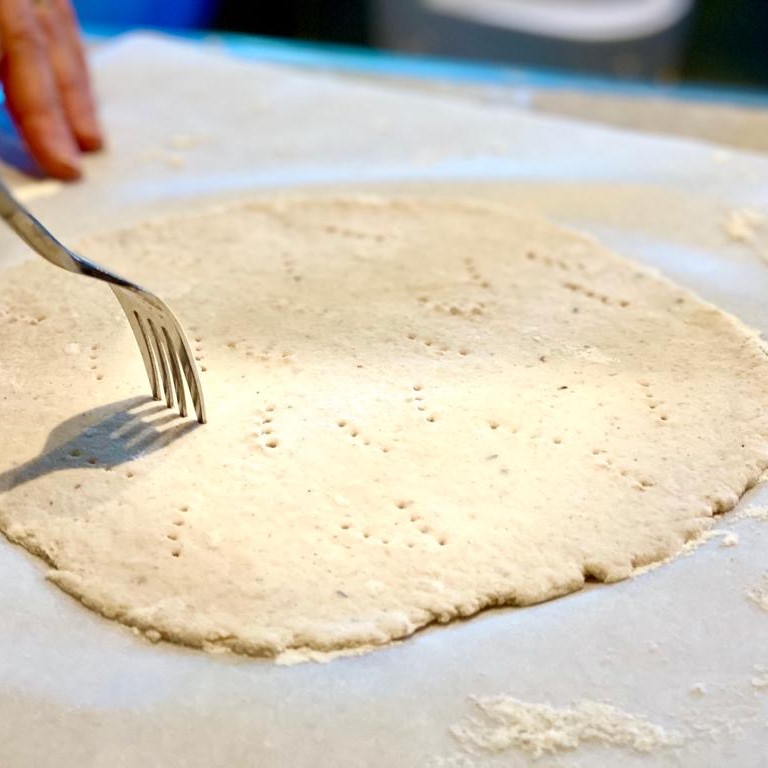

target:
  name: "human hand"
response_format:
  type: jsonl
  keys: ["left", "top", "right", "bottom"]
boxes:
{"left": 0, "top": 0, "right": 103, "bottom": 180}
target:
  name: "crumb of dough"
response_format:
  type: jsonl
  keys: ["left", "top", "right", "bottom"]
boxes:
{"left": 165, "top": 154, "right": 186, "bottom": 169}
{"left": 730, "top": 504, "right": 768, "bottom": 522}
{"left": 689, "top": 683, "right": 707, "bottom": 696}
{"left": 747, "top": 574, "right": 768, "bottom": 611}
{"left": 723, "top": 208, "right": 764, "bottom": 244}
{"left": 450, "top": 695, "right": 681, "bottom": 758}
{"left": 167, "top": 133, "right": 208, "bottom": 151}
{"left": 720, "top": 532, "right": 739, "bottom": 547}
{"left": 723, "top": 208, "right": 768, "bottom": 263}
{"left": 712, "top": 150, "right": 733, "bottom": 164}
{"left": 751, "top": 666, "right": 768, "bottom": 691}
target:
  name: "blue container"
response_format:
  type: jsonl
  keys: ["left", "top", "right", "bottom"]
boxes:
{"left": 73, "top": 0, "right": 217, "bottom": 29}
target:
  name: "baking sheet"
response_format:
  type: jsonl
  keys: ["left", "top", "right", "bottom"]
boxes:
{"left": 1, "top": 34, "right": 768, "bottom": 767}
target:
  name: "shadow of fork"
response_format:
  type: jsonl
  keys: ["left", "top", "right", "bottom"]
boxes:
{"left": 0, "top": 396, "right": 199, "bottom": 493}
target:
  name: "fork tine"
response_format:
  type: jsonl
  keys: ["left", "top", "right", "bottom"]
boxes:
{"left": 175, "top": 332, "right": 206, "bottom": 424}
{"left": 162, "top": 327, "right": 187, "bottom": 419}
{"left": 0, "top": 183, "right": 207, "bottom": 423}
{"left": 111, "top": 288, "right": 160, "bottom": 400}
{"left": 147, "top": 318, "right": 174, "bottom": 409}
{"left": 132, "top": 312, "right": 161, "bottom": 401}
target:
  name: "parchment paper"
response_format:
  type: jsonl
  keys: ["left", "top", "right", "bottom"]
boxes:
{"left": 1, "top": 34, "right": 767, "bottom": 768}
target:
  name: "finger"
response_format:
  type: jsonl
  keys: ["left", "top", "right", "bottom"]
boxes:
{"left": 0, "top": 0, "right": 80, "bottom": 179}
{"left": 34, "top": 0, "right": 103, "bottom": 152}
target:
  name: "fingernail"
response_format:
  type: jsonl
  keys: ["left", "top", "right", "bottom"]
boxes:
{"left": 80, "top": 131, "right": 104, "bottom": 153}
{"left": 58, "top": 149, "right": 82, "bottom": 180}
{"left": 78, "top": 111, "right": 106, "bottom": 152}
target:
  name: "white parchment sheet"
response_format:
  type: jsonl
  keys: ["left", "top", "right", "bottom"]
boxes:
{"left": 0, "top": 34, "right": 767, "bottom": 768}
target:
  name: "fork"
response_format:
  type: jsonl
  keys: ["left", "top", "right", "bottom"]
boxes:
{"left": 0, "top": 179, "right": 206, "bottom": 424}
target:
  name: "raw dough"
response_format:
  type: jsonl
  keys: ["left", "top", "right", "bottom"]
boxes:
{"left": 2, "top": 196, "right": 768, "bottom": 658}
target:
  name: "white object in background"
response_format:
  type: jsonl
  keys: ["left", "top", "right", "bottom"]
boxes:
{"left": 423, "top": 0, "right": 695, "bottom": 42}
{"left": 12, "top": 181, "right": 63, "bottom": 203}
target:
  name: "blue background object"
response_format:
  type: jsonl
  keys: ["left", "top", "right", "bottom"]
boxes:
{"left": 73, "top": 0, "right": 217, "bottom": 29}
{"left": 82, "top": 25, "right": 768, "bottom": 110}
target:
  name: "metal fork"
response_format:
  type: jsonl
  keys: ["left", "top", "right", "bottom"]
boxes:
{"left": 0, "top": 179, "right": 206, "bottom": 424}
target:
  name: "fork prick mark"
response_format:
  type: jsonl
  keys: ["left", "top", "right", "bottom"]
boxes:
{"left": 162, "top": 327, "right": 187, "bottom": 418}
{"left": 131, "top": 310, "right": 160, "bottom": 400}
{"left": 147, "top": 318, "right": 174, "bottom": 409}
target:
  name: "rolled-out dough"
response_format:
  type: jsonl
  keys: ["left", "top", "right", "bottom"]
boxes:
{"left": 1, "top": 196, "right": 768, "bottom": 658}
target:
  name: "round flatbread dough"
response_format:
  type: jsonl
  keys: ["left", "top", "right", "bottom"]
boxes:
{"left": 1, "top": 196, "right": 767, "bottom": 658}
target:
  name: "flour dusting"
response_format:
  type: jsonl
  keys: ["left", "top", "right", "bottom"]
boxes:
{"left": 423, "top": 756, "right": 476, "bottom": 768}
{"left": 731, "top": 504, "right": 768, "bottom": 522}
{"left": 632, "top": 527, "right": 718, "bottom": 576}
{"left": 450, "top": 695, "right": 680, "bottom": 759}
{"left": 747, "top": 574, "right": 768, "bottom": 611}
{"left": 751, "top": 665, "right": 768, "bottom": 691}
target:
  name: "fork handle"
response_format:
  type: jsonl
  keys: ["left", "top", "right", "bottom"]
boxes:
{"left": 0, "top": 177, "right": 131, "bottom": 288}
